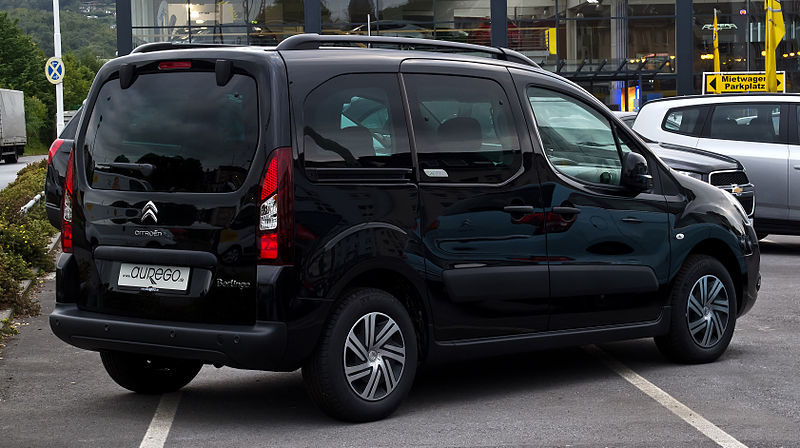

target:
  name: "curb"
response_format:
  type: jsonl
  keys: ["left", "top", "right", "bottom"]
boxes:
{"left": 0, "top": 232, "right": 61, "bottom": 327}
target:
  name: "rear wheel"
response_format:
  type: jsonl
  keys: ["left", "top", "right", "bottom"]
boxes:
{"left": 100, "top": 351, "right": 202, "bottom": 394}
{"left": 655, "top": 255, "right": 737, "bottom": 364}
{"left": 303, "top": 288, "right": 418, "bottom": 422}
{"left": 3, "top": 153, "right": 18, "bottom": 164}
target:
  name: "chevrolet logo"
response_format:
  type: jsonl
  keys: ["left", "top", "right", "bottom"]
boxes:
{"left": 730, "top": 185, "right": 743, "bottom": 197}
{"left": 141, "top": 201, "right": 158, "bottom": 223}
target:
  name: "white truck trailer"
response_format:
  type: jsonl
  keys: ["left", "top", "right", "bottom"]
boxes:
{"left": 0, "top": 88, "right": 26, "bottom": 164}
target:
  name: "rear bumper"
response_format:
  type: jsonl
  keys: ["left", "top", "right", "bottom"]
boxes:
{"left": 50, "top": 303, "right": 287, "bottom": 370}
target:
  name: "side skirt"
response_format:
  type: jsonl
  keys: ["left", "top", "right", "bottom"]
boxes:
{"left": 426, "top": 307, "right": 671, "bottom": 364}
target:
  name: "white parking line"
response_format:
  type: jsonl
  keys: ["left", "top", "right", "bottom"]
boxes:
{"left": 585, "top": 345, "right": 747, "bottom": 448}
{"left": 139, "top": 393, "right": 182, "bottom": 448}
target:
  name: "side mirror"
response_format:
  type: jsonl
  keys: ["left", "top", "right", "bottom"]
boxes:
{"left": 621, "top": 152, "right": 653, "bottom": 192}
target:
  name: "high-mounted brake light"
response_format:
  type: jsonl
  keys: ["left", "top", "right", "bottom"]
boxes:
{"left": 258, "top": 147, "right": 293, "bottom": 263}
{"left": 62, "top": 150, "right": 75, "bottom": 253}
{"left": 158, "top": 61, "right": 192, "bottom": 70}
{"left": 48, "top": 139, "right": 64, "bottom": 165}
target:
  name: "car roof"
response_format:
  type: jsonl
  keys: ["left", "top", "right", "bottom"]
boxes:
{"left": 643, "top": 92, "right": 800, "bottom": 108}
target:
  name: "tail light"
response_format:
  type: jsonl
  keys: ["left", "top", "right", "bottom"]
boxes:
{"left": 258, "top": 147, "right": 293, "bottom": 263}
{"left": 62, "top": 150, "right": 74, "bottom": 253}
{"left": 48, "top": 139, "right": 64, "bottom": 165}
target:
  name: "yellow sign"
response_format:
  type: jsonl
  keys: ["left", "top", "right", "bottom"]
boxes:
{"left": 704, "top": 71, "right": 785, "bottom": 94}
{"left": 546, "top": 28, "right": 557, "bottom": 55}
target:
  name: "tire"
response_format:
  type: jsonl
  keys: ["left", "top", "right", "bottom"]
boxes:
{"left": 100, "top": 351, "right": 202, "bottom": 394}
{"left": 655, "top": 255, "right": 737, "bottom": 364}
{"left": 302, "top": 288, "right": 418, "bottom": 422}
{"left": 3, "top": 153, "right": 18, "bottom": 164}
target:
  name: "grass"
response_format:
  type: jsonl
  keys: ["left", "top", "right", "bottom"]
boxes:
{"left": 23, "top": 140, "right": 49, "bottom": 156}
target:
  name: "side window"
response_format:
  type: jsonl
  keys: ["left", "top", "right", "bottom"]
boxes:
{"left": 662, "top": 106, "right": 706, "bottom": 136}
{"left": 528, "top": 87, "right": 632, "bottom": 186}
{"left": 404, "top": 74, "right": 521, "bottom": 184}
{"left": 709, "top": 104, "right": 780, "bottom": 143}
{"left": 303, "top": 74, "right": 410, "bottom": 169}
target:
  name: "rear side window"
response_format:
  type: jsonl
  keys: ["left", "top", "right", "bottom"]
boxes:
{"left": 60, "top": 107, "right": 82, "bottom": 139}
{"left": 709, "top": 104, "right": 780, "bottom": 143}
{"left": 84, "top": 72, "right": 259, "bottom": 193}
{"left": 303, "top": 74, "right": 411, "bottom": 169}
{"left": 404, "top": 74, "right": 521, "bottom": 184}
{"left": 662, "top": 106, "right": 706, "bottom": 136}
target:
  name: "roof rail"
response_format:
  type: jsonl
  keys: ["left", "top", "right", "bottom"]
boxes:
{"left": 131, "top": 42, "right": 241, "bottom": 54}
{"left": 275, "top": 34, "right": 539, "bottom": 68}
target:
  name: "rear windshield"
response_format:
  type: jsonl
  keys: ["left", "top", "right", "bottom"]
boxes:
{"left": 83, "top": 71, "right": 258, "bottom": 193}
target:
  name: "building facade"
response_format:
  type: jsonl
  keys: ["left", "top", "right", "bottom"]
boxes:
{"left": 115, "top": 0, "right": 800, "bottom": 109}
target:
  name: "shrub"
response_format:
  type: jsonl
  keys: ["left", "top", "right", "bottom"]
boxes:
{"left": 0, "top": 158, "right": 56, "bottom": 313}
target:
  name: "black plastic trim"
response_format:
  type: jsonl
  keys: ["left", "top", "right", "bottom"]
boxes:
{"left": 550, "top": 265, "right": 658, "bottom": 297}
{"left": 49, "top": 303, "right": 287, "bottom": 370}
{"left": 93, "top": 246, "right": 218, "bottom": 268}
{"left": 443, "top": 265, "right": 549, "bottom": 303}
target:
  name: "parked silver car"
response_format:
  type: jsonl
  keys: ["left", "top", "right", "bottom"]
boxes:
{"left": 633, "top": 94, "right": 798, "bottom": 238}
{"left": 614, "top": 111, "right": 754, "bottom": 217}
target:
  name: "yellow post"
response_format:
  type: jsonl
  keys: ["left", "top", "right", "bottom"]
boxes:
{"left": 713, "top": 9, "right": 721, "bottom": 73}
{"left": 766, "top": 0, "right": 785, "bottom": 93}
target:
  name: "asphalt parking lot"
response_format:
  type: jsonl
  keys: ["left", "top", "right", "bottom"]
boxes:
{"left": 1, "top": 237, "right": 799, "bottom": 448}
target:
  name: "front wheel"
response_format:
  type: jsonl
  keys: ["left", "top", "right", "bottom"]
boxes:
{"left": 3, "top": 153, "right": 18, "bottom": 164}
{"left": 100, "top": 351, "right": 202, "bottom": 394}
{"left": 303, "top": 288, "right": 418, "bottom": 422}
{"left": 655, "top": 255, "right": 737, "bottom": 364}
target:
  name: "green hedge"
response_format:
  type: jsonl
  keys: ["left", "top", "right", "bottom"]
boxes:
{"left": 0, "top": 159, "right": 57, "bottom": 314}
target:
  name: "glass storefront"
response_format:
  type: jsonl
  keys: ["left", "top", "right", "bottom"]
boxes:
{"left": 123, "top": 0, "right": 800, "bottom": 100}
{"left": 130, "top": 0, "right": 304, "bottom": 47}
{"left": 319, "top": 0, "right": 489, "bottom": 45}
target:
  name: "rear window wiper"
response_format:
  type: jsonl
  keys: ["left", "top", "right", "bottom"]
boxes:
{"left": 96, "top": 162, "right": 156, "bottom": 177}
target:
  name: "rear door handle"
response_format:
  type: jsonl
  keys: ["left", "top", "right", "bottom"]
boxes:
{"left": 621, "top": 217, "right": 642, "bottom": 223}
{"left": 503, "top": 205, "right": 535, "bottom": 214}
{"left": 793, "top": 165, "right": 800, "bottom": 170}
{"left": 552, "top": 206, "right": 581, "bottom": 216}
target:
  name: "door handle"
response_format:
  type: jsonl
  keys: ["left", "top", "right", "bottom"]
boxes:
{"left": 621, "top": 217, "right": 642, "bottom": 223}
{"left": 793, "top": 165, "right": 800, "bottom": 170}
{"left": 552, "top": 206, "right": 581, "bottom": 216}
{"left": 503, "top": 205, "right": 535, "bottom": 214}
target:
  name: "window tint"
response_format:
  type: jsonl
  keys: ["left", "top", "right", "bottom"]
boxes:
{"left": 528, "top": 87, "right": 630, "bottom": 186}
{"left": 84, "top": 72, "right": 258, "bottom": 193}
{"left": 303, "top": 74, "right": 410, "bottom": 169}
{"left": 709, "top": 104, "right": 780, "bottom": 143}
{"left": 404, "top": 74, "right": 521, "bottom": 184}
{"left": 662, "top": 107, "right": 706, "bottom": 136}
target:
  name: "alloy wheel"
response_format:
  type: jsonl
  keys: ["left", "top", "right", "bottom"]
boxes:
{"left": 686, "top": 274, "right": 730, "bottom": 348}
{"left": 343, "top": 312, "right": 406, "bottom": 401}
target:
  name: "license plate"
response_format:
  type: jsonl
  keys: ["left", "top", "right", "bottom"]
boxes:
{"left": 118, "top": 263, "right": 190, "bottom": 291}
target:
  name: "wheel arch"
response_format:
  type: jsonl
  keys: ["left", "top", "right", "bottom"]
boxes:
{"left": 331, "top": 263, "right": 431, "bottom": 363}
{"left": 683, "top": 238, "right": 744, "bottom": 315}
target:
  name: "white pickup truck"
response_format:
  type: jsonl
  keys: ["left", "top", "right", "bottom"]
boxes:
{"left": 0, "top": 88, "right": 26, "bottom": 164}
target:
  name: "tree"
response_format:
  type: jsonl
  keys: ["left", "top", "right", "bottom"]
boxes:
{"left": 63, "top": 51, "right": 101, "bottom": 110}
{"left": 0, "top": 12, "right": 54, "bottom": 147}
{"left": 5, "top": 8, "right": 116, "bottom": 59}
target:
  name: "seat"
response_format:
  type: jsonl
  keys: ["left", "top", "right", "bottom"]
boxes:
{"left": 334, "top": 126, "right": 375, "bottom": 160}
{"left": 437, "top": 117, "right": 482, "bottom": 153}
{"left": 747, "top": 114, "right": 777, "bottom": 143}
